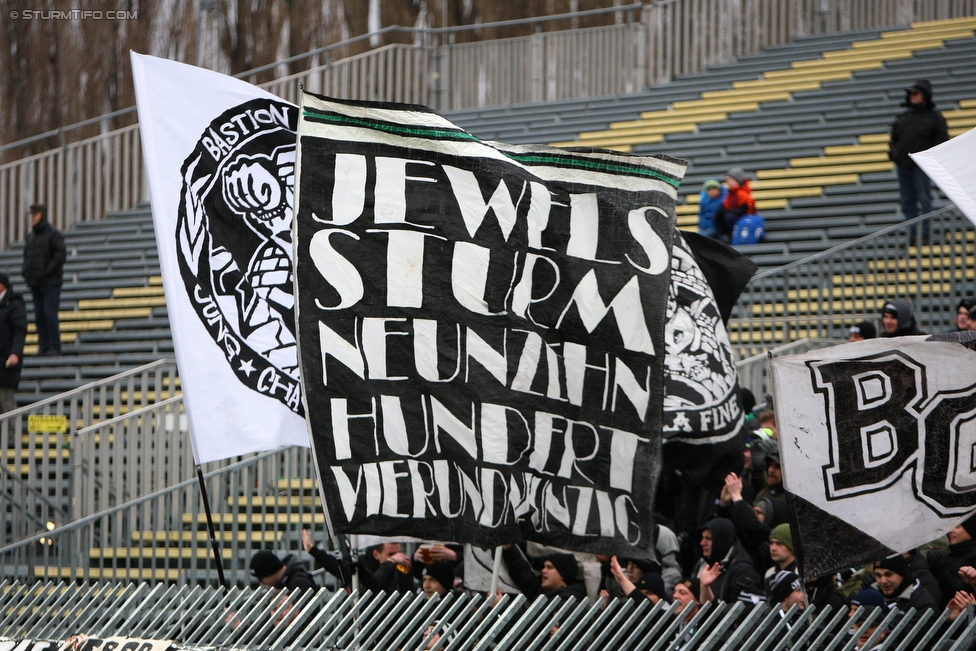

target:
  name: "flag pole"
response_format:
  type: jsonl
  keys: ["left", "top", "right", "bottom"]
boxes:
{"left": 489, "top": 546, "right": 504, "bottom": 595}
{"left": 197, "top": 466, "right": 228, "bottom": 591}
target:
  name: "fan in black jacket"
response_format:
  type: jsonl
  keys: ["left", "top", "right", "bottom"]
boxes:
{"left": 0, "top": 272, "right": 27, "bottom": 413}
{"left": 20, "top": 204, "right": 66, "bottom": 356}
{"left": 888, "top": 79, "right": 949, "bottom": 237}
{"left": 501, "top": 546, "right": 587, "bottom": 601}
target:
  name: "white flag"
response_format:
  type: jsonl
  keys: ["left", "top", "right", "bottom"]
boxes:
{"left": 132, "top": 53, "right": 308, "bottom": 463}
{"left": 770, "top": 335, "right": 976, "bottom": 575}
{"left": 911, "top": 127, "right": 976, "bottom": 225}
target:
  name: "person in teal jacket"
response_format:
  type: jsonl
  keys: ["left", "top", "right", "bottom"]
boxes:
{"left": 697, "top": 179, "right": 727, "bottom": 239}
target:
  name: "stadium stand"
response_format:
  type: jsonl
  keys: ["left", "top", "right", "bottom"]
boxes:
{"left": 446, "top": 16, "right": 976, "bottom": 270}
{"left": 4, "top": 17, "right": 976, "bottom": 587}
{"left": 0, "top": 206, "right": 170, "bottom": 407}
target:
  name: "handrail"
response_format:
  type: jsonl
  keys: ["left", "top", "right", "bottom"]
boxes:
{"left": 751, "top": 209, "right": 948, "bottom": 281}
{"left": 75, "top": 393, "right": 183, "bottom": 435}
{"left": 0, "top": 3, "right": 643, "bottom": 154}
{"left": 0, "top": 357, "right": 177, "bottom": 422}
{"left": 0, "top": 446, "right": 280, "bottom": 555}
{"left": 0, "top": 464, "right": 63, "bottom": 530}
{"left": 730, "top": 206, "right": 974, "bottom": 355}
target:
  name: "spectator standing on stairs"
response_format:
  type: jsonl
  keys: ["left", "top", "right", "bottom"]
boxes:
{"left": 888, "top": 79, "right": 948, "bottom": 242}
{"left": 21, "top": 204, "right": 66, "bottom": 356}
{"left": 0, "top": 271, "right": 27, "bottom": 413}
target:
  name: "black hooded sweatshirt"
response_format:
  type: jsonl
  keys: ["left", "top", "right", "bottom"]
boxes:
{"left": 889, "top": 79, "right": 949, "bottom": 168}
{"left": 695, "top": 518, "right": 762, "bottom": 602}
{"left": 881, "top": 298, "right": 926, "bottom": 337}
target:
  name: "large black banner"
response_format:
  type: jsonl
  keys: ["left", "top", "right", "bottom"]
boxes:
{"left": 292, "top": 93, "right": 687, "bottom": 555}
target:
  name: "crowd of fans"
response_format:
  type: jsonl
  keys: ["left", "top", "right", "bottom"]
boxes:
{"left": 246, "top": 396, "right": 976, "bottom": 646}
{"left": 240, "top": 294, "right": 976, "bottom": 647}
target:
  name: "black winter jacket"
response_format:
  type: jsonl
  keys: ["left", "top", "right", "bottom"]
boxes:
{"left": 695, "top": 518, "right": 762, "bottom": 602}
{"left": 0, "top": 289, "right": 27, "bottom": 389}
{"left": 275, "top": 554, "right": 318, "bottom": 591}
{"left": 889, "top": 88, "right": 949, "bottom": 167}
{"left": 928, "top": 538, "right": 976, "bottom": 607}
{"left": 502, "top": 546, "right": 588, "bottom": 601}
{"left": 21, "top": 219, "right": 66, "bottom": 288}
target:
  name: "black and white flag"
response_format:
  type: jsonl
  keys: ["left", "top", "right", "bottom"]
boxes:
{"left": 661, "top": 231, "right": 748, "bottom": 491}
{"left": 292, "top": 92, "right": 686, "bottom": 554}
{"left": 770, "top": 334, "right": 976, "bottom": 576}
{"left": 132, "top": 54, "right": 308, "bottom": 463}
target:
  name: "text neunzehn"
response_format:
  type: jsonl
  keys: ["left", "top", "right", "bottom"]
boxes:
{"left": 293, "top": 93, "right": 687, "bottom": 554}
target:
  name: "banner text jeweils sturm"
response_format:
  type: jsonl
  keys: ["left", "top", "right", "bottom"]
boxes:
{"left": 293, "top": 93, "right": 686, "bottom": 554}
{"left": 770, "top": 336, "right": 976, "bottom": 571}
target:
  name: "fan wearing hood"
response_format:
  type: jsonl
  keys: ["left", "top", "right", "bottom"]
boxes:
{"left": 695, "top": 517, "right": 761, "bottom": 603}
{"left": 888, "top": 79, "right": 949, "bottom": 233}
{"left": 880, "top": 298, "right": 926, "bottom": 337}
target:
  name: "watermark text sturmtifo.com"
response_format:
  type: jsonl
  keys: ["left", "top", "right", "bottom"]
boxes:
{"left": 9, "top": 10, "right": 138, "bottom": 20}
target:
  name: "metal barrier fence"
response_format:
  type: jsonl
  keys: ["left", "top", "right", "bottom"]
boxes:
{"left": 735, "top": 338, "right": 839, "bottom": 402}
{"left": 729, "top": 207, "right": 974, "bottom": 359}
{"left": 0, "top": 359, "right": 180, "bottom": 542}
{"left": 0, "top": 583, "right": 974, "bottom": 651}
{"left": 0, "top": 439, "right": 320, "bottom": 586}
{"left": 3, "top": 1, "right": 975, "bottom": 249}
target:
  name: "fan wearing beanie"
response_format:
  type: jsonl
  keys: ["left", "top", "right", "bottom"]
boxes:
{"left": 603, "top": 555, "right": 668, "bottom": 606}
{"left": 768, "top": 570, "right": 804, "bottom": 611}
{"left": 249, "top": 550, "right": 317, "bottom": 591}
{"left": 0, "top": 270, "right": 26, "bottom": 414}
{"left": 872, "top": 553, "right": 937, "bottom": 612}
{"left": 763, "top": 524, "right": 796, "bottom": 589}
{"left": 421, "top": 562, "right": 454, "bottom": 599}
{"left": 501, "top": 545, "right": 586, "bottom": 601}
{"left": 847, "top": 589, "right": 889, "bottom": 648}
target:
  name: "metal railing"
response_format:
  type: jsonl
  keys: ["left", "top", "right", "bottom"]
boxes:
{"left": 0, "top": 464, "right": 65, "bottom": 546}
{"left": 71, "top": 395, "right": 193, "bottom": 521}
{"left": 3, "top": 1, "right": 974, "bottom": 250}
{"left": 0, "top": 583, "right": 974, "bottom": 651}
{"left": 0, "top": 358, "right": 180, "bottom": 533}
{"left": 735, "top": 338, "right": 840, "bottom": 402}
{"left": 0, "top": 434, "right": 319, "bottom": 586}
{"left": 729, "top": 207, "right": 974, "bottom": 358}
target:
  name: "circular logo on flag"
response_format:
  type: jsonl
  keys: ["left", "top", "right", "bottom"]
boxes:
{"left": 663, "top": 233, "right": 740, "bottom": 441}
{"left": 175, "top": 99, "right": 303, "bottom": 414}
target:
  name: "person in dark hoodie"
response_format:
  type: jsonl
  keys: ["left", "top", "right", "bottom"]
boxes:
{"left": 502, "top": 546, "right": 587, "bottom": 601}
{"left": 249, "top": 549, "right": 318, "bottom": 591}
{"left": 888, "top": 79, "right": 949, "bottom": 240}
{"left": 695, "top": 517, "right": 761, "bottom": 602}
{"left": 0, "top": 272, "right": 27, "bottom": 414}
{"left": 880, "top": 299, "right": 926, "bottom": 337}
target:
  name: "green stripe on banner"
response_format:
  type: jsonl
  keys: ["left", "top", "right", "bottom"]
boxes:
{"left": 506, "top": 154, "right": 682, "bottom": 188}
{"left": 303, "top": 108, "right": 479, "bottom": 142}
